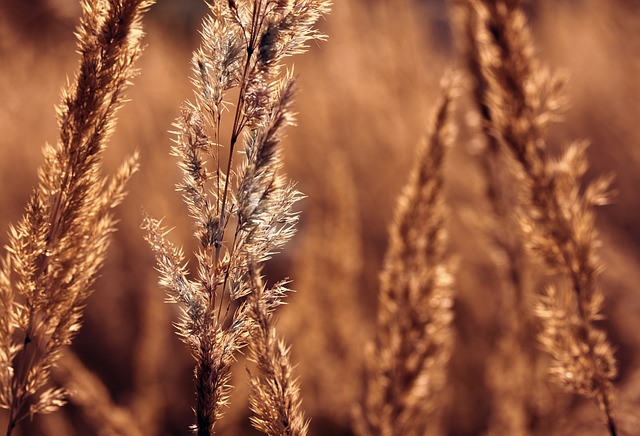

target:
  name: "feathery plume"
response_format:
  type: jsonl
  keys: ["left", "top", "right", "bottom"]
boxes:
{"left": 246, "top": 267, "right": 308, "bottom": 436}
{"left": 143, "top": 1, "right": 330, "bottom": 434}
{"left": 355, "top": 75, "right": 457, "bottom": 436}
{"left": 451, "top": 2, "right": 556, "bottom": 433}
{"left": 54, "top": 352, "right": 143, "bottom": 436}
{"left": 0, "top": 1, "right": 153, "bottom": 434}
{"left": 464, "top": 0, "right": 618, "bottom": 433}
{"left": 283, "top": 150, "right": 366, "bottom": 427}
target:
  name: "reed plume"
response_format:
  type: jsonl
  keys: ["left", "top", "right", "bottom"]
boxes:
{"left": 355, "top": 75, "right": 457, "bottom": 436}
{"left": 452, "top": 2, "right": 558, "bottom": 433}
{"left": 143, "top": 1, "right": 330, "bottom": 434}
{"left": 246, "top": 266, "right": 308, "bottom": 436}
{"left": 463, "top": 0, "right": 618, "bottom": 433}
{"left": 0, "top": 1, "right": 152, "bottom": 434}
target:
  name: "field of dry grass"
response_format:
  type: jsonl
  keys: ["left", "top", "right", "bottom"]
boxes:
{"left": 0, "top": 0, "right": 639, "bottom": 435}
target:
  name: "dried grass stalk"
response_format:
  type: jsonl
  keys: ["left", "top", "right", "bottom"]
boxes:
{"left": 464, "top": 0, "right": 618, "bottom": 433}
{"left": 143, "top": 1, "right": 330, "bottom": 434}
{"left": 355, "top": 75, "right": 457, "bottom": 436}
{"left": 246, "top": 267, "right": 308, "bottom": 436}
{"left": 0, "top": 1, "right": 153, "bottom": 434}
{"left": 452, "top": 2, "right": 558, "bottom": 433}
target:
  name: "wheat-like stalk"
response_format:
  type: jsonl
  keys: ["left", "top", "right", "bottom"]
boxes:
{"left": 246, "top": 266, "right": 308, "bottom": 436}
{"left": 0, "top": 1, "right": 153, "bottom": 434}
{"left": 464, "top": 0, "right": 618, "bottom": 433}
{"left": 143, "top": 1, "right": 330, "bottom": 434}
{"left": 355, "top": 75, "right": 457, "bottom": 436}
{"left": 451, "top": 2, "right": 557, "bottom": 433}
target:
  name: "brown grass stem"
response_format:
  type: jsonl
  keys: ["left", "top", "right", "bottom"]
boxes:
{"left": 462, "top": 0, "right": 618, "bottom": 432}
{"left": 356, "top": 74, "right": 457, "bottom": 436}
{"left": 144, "top": 1, "right": 330, "bottom": 433}
{"left": 0, "top": 1, "right": 153, "bottom": 433}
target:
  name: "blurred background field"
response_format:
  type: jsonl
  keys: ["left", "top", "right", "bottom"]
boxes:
{"left": 0, "top": 0, "right": 639, "bottom": 434}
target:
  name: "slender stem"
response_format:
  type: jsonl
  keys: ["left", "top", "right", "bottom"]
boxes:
{"left": 216, "top": 112, "right": 221, "bottom": 217}
{"left": 6, "top": 330, "right": 36, "bottom": 435}
{"left": 605, "top": 400, "right": 617, "bottom": 436}
{"left": 5, "top": 419, "right": 15, "bottom": 436}
{"left": 216, "top": 223, "right": 242, "bottom": 325}
{"left": 214, "top": 0, "right": 262, "bottom": 268}
{"left": 5, "top": 397, "right": 16, "bottom": 436}
{"left": 215, "top": 49, "right": 252, "bottom": 267}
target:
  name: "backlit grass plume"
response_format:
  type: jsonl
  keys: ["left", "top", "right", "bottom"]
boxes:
{"left": 143, "top": 1, "right": 330, "bottom": 434}
{"left": 463, "top": 0, "right": 618, "bottom": 433}
{"left": 246, "top": 266, "right": 308, "bottom": 436}
{"left": 0, "top": 0, "right": 153, "bottom": 434}
{"left": 452, "top": 1, "right": 554, "bottom": 433}
{"left": 355, "top": 75, "right": 457, "bottom": 436}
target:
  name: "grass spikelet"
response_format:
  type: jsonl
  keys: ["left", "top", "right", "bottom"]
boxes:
{"left": 464, "top": 0, "right": 618, "bottom": 433}
{"left": 355, "top": 74, "right": 457, "bottom": 436}
{"left": 0, "top": 1, "right": 153, "bottom": 434}
{"left": 143, "top": 1, "right": 330, "bottom": 434}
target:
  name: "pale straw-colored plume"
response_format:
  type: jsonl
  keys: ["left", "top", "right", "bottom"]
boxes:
{"left": 462, "top": 0, "right": 618, "bottom": 433}
{"left": 451, "top": 1, "right": 558, "bottom": 433}
{"left": 143, "top": 0, "right": 330, "bottom": 434}
{"left": 355, "top": 74, "right": 457, "bottom": 436}
{"left": 246, "top": 266, "right": 308, "bottom": 436}
{"left": 0, "top": 1, "right": 153, "bottom": 434}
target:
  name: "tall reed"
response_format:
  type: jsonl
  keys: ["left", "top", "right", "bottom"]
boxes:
{"left": 462, "top": 0, "right": 618, "bottom": 433}
{"left": 452, "top": 2, "right": 557, "bottom": 433}
{"left": 355, "top": 75, "right": 457, "bottom": 436}
{"left": 143, "top": 1, "right": 330, "bottom": 434}
{"left": 0, "top": 1, "right": 152, "bottom": 434}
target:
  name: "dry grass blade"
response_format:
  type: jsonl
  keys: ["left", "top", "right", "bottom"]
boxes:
{"left": 0, "top": 1, "right": 153, "bottom": 434}
{"left": 143, "top": 1, "right": 330, "bottom": 434}
{"left": 129, "top": 275, "right": 168, "bottom": 436}
{"left": 355, "top": 74, "right": 457, "bottom": 436}
{"left": 463, "top": 0, "right": 618, "bottom": 433}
